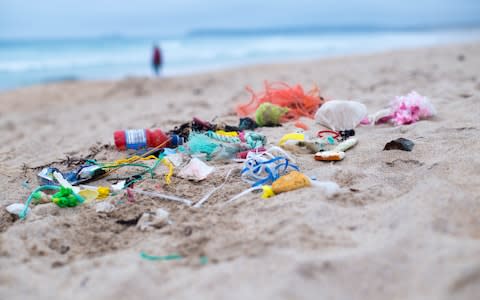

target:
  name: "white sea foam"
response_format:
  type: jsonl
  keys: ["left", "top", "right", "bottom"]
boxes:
{"left": 0, "top": 28, "right": 479, "bottom": 90}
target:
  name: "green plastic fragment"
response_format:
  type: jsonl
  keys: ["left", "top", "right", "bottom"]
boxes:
{"left": 187, "top": 132, "right": 219, "bottom": 158}
{"left": 32, "top": 191, "right": 42, "bottom": 199}
{"left": 51, "top": 187, "right": 84, "bottom": 208}
{"left": 31, "top": 191, "right": 44, "bottom": 204}
{"left": 140, "top": 251, "right": 183, "bottom": 261}
{"left": 199, "top": 256, "right": 209, "bottom": 265}
{"left": 327, "top": 136, "right": 335, "bottom": 144}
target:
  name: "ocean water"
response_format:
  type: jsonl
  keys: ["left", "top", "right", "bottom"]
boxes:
{"left": 1, "top": 27, "right": 480, "bottom": 91}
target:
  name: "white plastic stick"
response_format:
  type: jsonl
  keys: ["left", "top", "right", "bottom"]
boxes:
{"left": 53, "top": 171, "right": 80, "bottom": 193}
{"left": 129, "top": 189, "right": 192, "bottom": 206}
{"left": 225, "top": 186, "right": 263, "bottom": 204}
{"left": 194, "top": 168, "right": 236, "bottom": 208}
{"left": 333, "top": 138, "right": 358, "bottom": 152}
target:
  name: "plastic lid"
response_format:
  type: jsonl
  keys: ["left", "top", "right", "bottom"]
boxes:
{"left": 114, "top": 131, "right": 126, "bottom": 150}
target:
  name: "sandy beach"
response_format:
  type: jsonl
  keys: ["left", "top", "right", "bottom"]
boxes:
{"left": 1, "top": 42, "right": 480, "bottom": 299}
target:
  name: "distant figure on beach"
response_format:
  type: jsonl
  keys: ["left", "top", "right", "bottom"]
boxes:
{"left": 152, "top": 45, "right": 162, "bottom": 76}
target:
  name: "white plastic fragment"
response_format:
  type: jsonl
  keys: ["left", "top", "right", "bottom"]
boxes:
{"left": 53, "top": 171, "right": 80, "bottom": 193}
{"left": 136, "top": 208, "right": 170, "bottom": 231}
{"left": 226, "top": 186, "right": 263, "bottom": 204}
{"left": 193, "top": 168, "right": 236, "bottom": 208}
{"left": 6, "top": 203, "right": 29, "bottom": 216}
{"left": 164, "top": 153, "right": 184, "bottom": 167}
{"left": 367, "top": 108, "right": 392, "bottom": 125}
{"left": 111, "top": 180, "right": 126, "bottom": 192}
{"left": 333, "top": 138, "right": 358, "bottom": 152}
{"left": 267, "top": 146, "right": 296, "bottom": 163}
{"left": 178, "top": 158, "right": 214, "bottom": 181}
{"left": 315, "top": 100, "right": 367, "bottom": 131}
{"left": 309, "top": 180, "right": 341, "bottom": 197}
{"left": 95, "top": 201, "right": 115, "bottom": 213}
{"left": 130, "top": 189, "right": 193, "bottom": 206}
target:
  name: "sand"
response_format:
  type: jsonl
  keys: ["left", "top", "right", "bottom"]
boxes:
{"left": 1, "top": 42, "right": 480, "bottom": 300}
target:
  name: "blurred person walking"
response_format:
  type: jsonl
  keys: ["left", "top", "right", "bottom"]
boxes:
{"left": 152, "top": 45, "right": 162, "bottom": 76}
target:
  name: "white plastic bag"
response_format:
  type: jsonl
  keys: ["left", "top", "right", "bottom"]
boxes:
{"left": 315, "top": 100, "right": 367, "bottom": 131}
{"left": 178, "top": 158, "right": 214, "bottom": 181}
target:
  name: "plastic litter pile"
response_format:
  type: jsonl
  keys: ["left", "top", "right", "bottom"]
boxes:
{"left": 6, "top": 83, "right": 435, "bottom": 241}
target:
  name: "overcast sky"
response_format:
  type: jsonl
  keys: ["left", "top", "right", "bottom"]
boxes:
{"left": 1, "top": 0, "right": 479, "bottom": 38}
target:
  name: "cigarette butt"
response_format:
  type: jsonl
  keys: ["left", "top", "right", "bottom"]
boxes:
{"left": 314, "top": 151, "right": 345, "bottom": 161}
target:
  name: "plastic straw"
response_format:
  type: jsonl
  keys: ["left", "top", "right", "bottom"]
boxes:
{"left": 226, "top": 186, "right": 263, "bottom": 204}
{"left": 129, "top": 188, "right": 192, "bottom": 206}
{"left": 193, "top": 168, "right": 236, "bottom": 208}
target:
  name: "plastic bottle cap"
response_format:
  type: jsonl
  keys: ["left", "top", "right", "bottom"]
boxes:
{"left": 114, "top": 131, "right": 126, "bottom": 150}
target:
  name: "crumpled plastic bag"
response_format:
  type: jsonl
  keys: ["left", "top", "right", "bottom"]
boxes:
{"left": 178, "top": 158, "right": 214, "bottom": 181}
{"left": 315, "top": 100, "right": 367, "bottom": 131}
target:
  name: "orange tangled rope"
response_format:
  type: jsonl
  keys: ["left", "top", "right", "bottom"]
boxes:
{"left": 236, "top": 81, "right": 325, "bottom": 122}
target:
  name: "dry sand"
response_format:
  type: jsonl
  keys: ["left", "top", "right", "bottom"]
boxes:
{"left": 1, "top": 42, "right": 480, "bottom": 300}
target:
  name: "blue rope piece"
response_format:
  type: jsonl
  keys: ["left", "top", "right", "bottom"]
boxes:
{"left": 241, "top": 155, "right": 299, "bottom": 187}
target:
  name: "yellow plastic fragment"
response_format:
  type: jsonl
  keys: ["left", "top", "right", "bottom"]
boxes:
{"left": 261, "top": 185, "right": 275, "bottom": 199}
{"left": 161, "top": 158, "right": 174, "bottom": 185}
{"left": 97, "top": 186, "right": 110, "bottom": 199}
{"left": 109, "top": 155, "right": 159, "bottom": 167}
{"left": 215, "top": 130, "right": 238, "bottom": 137}
{"left": 78, "top": 189, "right": 99, "bottom": 203}
{"left": 278, "top": 133, "right": 305, "bottom": 146}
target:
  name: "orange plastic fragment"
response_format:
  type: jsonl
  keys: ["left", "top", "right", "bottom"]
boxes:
{"left": 294, "top": 121, "right": 309, "bottom": 130}
{"left": 272, "top": 171, "right": 311, "bottom": 194}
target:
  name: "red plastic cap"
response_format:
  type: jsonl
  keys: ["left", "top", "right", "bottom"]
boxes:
{"left": 113, "top": 131, "right": 126, "bottom": 150}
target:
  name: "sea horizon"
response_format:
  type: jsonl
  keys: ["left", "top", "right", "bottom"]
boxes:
{"left": 2, "top": 24, "right": 480, "bottom": 91}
